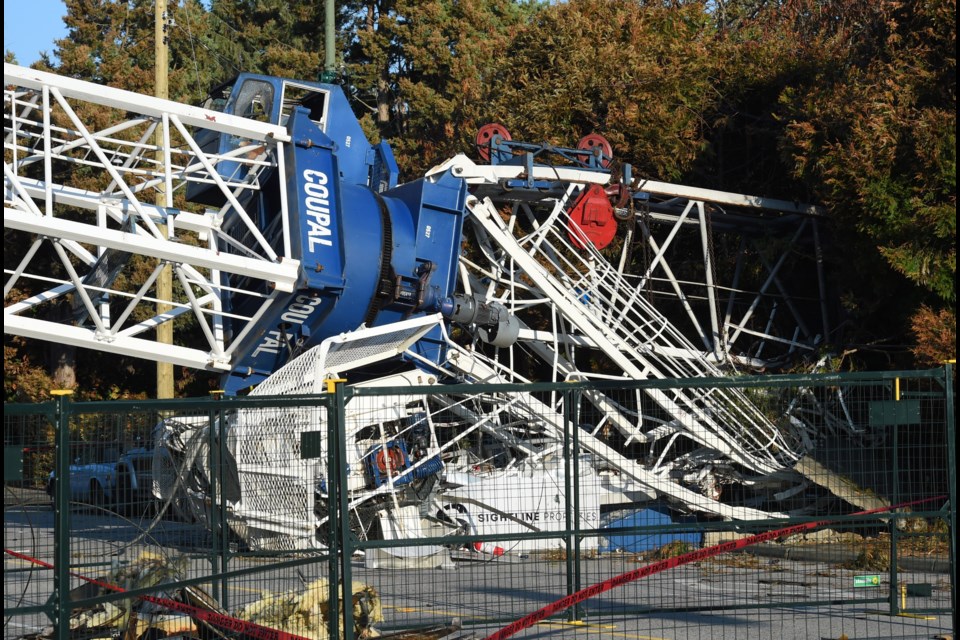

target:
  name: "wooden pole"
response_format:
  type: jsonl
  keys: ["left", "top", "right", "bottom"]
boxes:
{"left": 155, "top": 0, "right": 174, "bottom": 399}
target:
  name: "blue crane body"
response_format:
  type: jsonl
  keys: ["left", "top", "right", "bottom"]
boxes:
{"left": 189, "top": 74, "right": 468, "bottom": 393}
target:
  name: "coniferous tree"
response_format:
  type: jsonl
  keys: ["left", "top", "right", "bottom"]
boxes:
{"left": 485, "top": 0, "right": 723, "bottom": 182}
{"left": 343, "top": 0, "right": 539, "bottom": 177}
{"left": 762, "top": 0, "right": 955, "bottom": 365}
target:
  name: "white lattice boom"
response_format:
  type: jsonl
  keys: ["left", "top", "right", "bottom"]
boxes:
{"left": 4, "top": 63, "right": 298, "bottom": 371}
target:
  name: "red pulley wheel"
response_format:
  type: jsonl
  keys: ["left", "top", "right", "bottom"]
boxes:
{"left": 476, "top": 123, "right": 511, "bottom": 162}
{"left": 576, "top": 133, "right": 613, "bottom": 168}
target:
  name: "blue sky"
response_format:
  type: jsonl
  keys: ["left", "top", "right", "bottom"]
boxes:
{"left": 4, "top": 0, "right": 68, "bottom": 66}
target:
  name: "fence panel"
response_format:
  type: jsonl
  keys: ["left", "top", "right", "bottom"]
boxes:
{"left": 3, "top": 368, "right": 955, "bottom": 639}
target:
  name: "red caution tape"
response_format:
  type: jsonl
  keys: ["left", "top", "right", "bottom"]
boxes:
{"left": 4, "top": 549, "right": 310, "bottom": 640}
{"left": 482, "top": 495, "right": 946, "bottom": 640}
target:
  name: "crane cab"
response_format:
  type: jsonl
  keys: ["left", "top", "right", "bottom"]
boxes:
{"left": 181, "top": 73, "right": 467, "bottom": 393}
{"left": 187, "top": 73, "right": 398, "bottom": 206}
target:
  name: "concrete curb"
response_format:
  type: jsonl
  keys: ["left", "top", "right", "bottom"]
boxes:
{"left": 745, "top": 543, "right": 951, "bottom": 574}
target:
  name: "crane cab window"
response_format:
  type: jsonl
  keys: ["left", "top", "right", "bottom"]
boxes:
{"left": 234, "top": 80, "right": 275, "bottom": 123}
{"left": 279, "top": 82, "right": 328, "bottom": 131}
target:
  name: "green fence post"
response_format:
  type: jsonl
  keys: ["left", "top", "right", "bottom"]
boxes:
{"left": 51, "top": 389, "right": 73, "bottom": 640}
{"left": 334, "top": 380, "right": 355, "bottom": 640}
{"left": 889, "top": 414, "right": 899, "bottom": 617}
{"left": 944, "top": 363, "right": 956, "bottom": 633}
{"left": 207, "top": 394, "right": 223, "bottom": 603}
{"left": 561, "top": 387, "right": 585, "bottom": 622}
{"left": 326, "top": 380, "right": 343, "bottom": 640}
{"left": 562, "top": 387, "right": 575, "bottom": 622}
{"left": 215, "top": 392, "right": 231, "bottom": 608}
{"left": 572, "top": 388, "right": 584, "bottom": 622}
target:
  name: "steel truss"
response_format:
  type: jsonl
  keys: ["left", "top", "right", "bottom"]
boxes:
{"left": 4, "top": 63, "right": 298, "bottom": 371}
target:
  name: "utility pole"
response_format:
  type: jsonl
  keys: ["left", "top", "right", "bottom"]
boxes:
{"left": 155, "top": 0, "right": 174, "bottom": 399}
{"left": 321, "top": 0, "right": 336, "bottom": 82}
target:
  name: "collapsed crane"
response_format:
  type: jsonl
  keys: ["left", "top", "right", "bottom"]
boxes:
{"left": 5, "top": 63, "right": 850, "bottom": 553}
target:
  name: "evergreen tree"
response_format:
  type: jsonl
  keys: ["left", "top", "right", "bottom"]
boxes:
{"left": 343, "top": 0, "right": 539, "bottom": 177}
{"left": 205, "top": 1, "right": 327, "bottom": 83}
{"left": 763, "top": 0, "right": 955, "bottom": 364}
